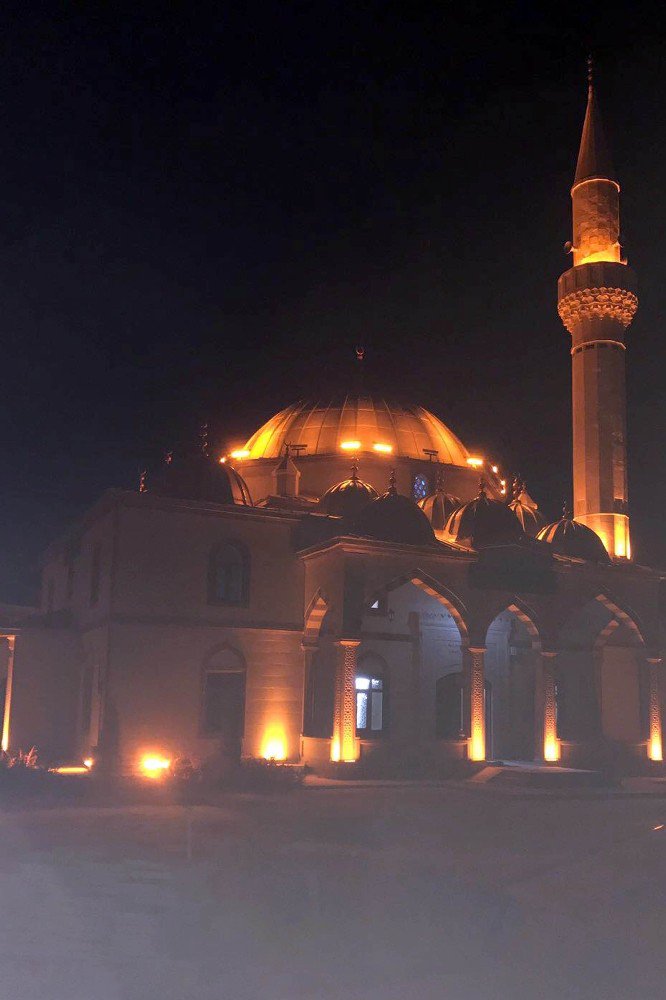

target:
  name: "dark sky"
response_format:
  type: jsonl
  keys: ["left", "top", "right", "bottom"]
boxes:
{"left": 1, "top": 4, "right": 665, "bottom": 603}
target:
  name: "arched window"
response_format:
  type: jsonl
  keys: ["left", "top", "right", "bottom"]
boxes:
{"left": 356, "top": 654, "right": 387, "bottom": 737}
{"left": 208, "top": 542, "right": 249, "bottom": 605}
{"left": 412, "top": 474, "right": 429, "bottom": 502}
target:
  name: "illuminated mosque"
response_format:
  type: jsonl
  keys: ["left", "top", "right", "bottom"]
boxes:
{"left": 0, "top": 73, "right": 662, "bottom": 776}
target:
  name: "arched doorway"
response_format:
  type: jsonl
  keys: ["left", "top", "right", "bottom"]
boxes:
{"left": 360, "top": 574, "right": 467, "bottom": 753}
{"left": 557, "top": 595, "right": 655, "bottom": 767}
{"left": 484, "top": 607, "right": 540, "bottom": 761}
{"left": 201, "top": 646, "right": 246, "bottom": 760}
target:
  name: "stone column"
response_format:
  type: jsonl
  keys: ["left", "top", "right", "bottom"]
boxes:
{"left": 466, "top": 646, "right": 486, "bottom": 761}
{"left": 646, "top": 656, "right": 663, "bottom": 762}
{"left": 300, "top": 642, "right": 316, "bottom": 738}
{"left": 539, "top": 651, "right": 560, "bottom": 762}
{"left": 1, "top": 636, "right": 15, "bottom": 753}
{"left": 332, "top": 640, "right": 360, "bottom": 762}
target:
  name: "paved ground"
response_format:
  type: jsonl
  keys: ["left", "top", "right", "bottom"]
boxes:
{"left": 1, "top": 784, "right": 666, "bottom": 999}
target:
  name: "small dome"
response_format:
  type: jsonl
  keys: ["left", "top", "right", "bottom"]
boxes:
{"left": 319, "top": 469, "right": 379, "bottom": 519}
{"left": 508, "top": 480, "right": 546, "bottom": 538}
{"left": 443, "top": 483, "right": 524, "bottom": 549}
{"left": 353, "top": 474, "right": 436, "bottom": 546}
{"left": 418, "top": 468, "right": 461, "bottom": 531}
{"left": 153, "top": 453, "right": 252, "bottom": 506}
{"left": 537, "top": 514, "right": 611, "bottom": 564}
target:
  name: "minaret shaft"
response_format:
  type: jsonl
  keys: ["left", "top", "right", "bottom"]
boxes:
{"left": 558, "top": 82, "right": 637, "bottom": 560}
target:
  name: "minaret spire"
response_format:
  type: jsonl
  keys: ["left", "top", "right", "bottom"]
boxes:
{"left": 557, "top": 63, "right": 638, "bottom": 560}
{"left": 574, "top": 56, "right": 616, "bottom": 190}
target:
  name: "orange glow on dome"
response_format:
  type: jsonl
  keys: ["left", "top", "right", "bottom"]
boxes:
{"left": 466, "top": 457, "right": 483, "bottom": 468}
{"left": 241, "top": 396, "right": 470, "bottom": 464}
{"left": 372, "top": 442, "right": 393, "bottom": 454}
{"left": 229, "top": 449, "right": 250, "bottom": 460}
{"left": 340, "top": 440, "right": 361, "bottom": 451}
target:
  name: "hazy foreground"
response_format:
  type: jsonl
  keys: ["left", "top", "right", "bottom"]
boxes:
{"left": 1, "top": 783, "right": 665, "bottom": 999}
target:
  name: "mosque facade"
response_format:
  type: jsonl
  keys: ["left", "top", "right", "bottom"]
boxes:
{"left": 0, "top": 78, "right": 662, "bottom": 777}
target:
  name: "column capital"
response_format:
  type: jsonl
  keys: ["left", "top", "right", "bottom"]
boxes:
{"left": 335, "top": 638, "right": 361, "bottom": 649}
{"left": 541, "top": 649, "right": 558, "bottom": 659}
{"left": 467, "top": 645, "right": 486, "bottom": 655}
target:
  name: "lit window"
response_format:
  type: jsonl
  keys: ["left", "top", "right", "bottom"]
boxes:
{"left": 208, "top": 542, "right": 249, "bottom": 605}
{"left": 413, "top": 474, "right": 428, "bottom": 501}
{"left": 355, "top": 672, "right": 385, "bottom": 735}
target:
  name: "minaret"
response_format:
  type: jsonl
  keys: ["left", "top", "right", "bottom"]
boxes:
{"left": 557, "top": 62, "right": 638, "bottom": 560}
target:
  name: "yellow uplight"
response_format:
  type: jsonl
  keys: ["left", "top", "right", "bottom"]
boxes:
{"left": 372, "top": 443, "right": 393, "bottom": 454}
{"left": 468, "top": 731, "right": 485, "bottom": 762}
{"left": 330, "top": 736, "right": 341, "bottom": 762}
{"left": 649, "top": 733, "right": 663, "bottom": 763}
{"left": 140, "top": 754, "right": 171, "bottom": 777}
{"left": 261, "top": 725, "right": 287, "bottom": 761}
{"left": 544, "top": 735, "right": 561, "bottom": 763}
{"left": 83, "top": 757, "right": 94, "bottom": 769}
{"left": 466, "top": 457, "right": 483, "bottom": 468}
{"left": 50, "top": 765, "right": 90, "bottom": 775}
{"left": 340, "top": 440, "right": 361, "bottom": 451}
{"left": 219, "top": 456, "right": 227, "bottom": 464}
{"left": 229, "top": 449, "right": 250, "bottom": 460}
{"left": 491, "top": 465, "right": 498, "bottom": 474}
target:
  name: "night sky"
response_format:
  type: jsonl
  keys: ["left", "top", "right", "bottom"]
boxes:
{"left": 1, "top": 5, "right": 665, "bottom": 603}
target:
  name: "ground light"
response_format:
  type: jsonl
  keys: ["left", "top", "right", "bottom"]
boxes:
{"left": 261, "top": 725, "right": 287, "bottom": 761}
{"left": 140, "top": 754, "right": 171, "bottom": 777}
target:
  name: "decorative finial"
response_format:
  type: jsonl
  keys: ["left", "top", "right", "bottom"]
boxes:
{"left": 139, "top": 469, "right": 147, "bottom": 493}
{"left": 435, "top": 465, "right": 445, "bottom": 492}
{"left": 478, "top": 477, "right": 487, "bottom": 498}
{"left": 350, "top": 455, "right": 359, "bottom": 481}
{"left": 587, "top": 53, "right": 593, "bottom": 92}
{"left": 164, "top": 450, "right": 173, "bottom": 466}
{"left": 388, "top": 468, "right": 397, "bottom": 495}
{"left": 200, "top": 421, "right": 209, "bottom": 457}
{"left": 512, "top": 476, "right": 525, "bottom": 501}
{"left": 356, "top": 346, "right": 365, "bottom": 363}
{"left": 562, "top": 502, "right": 573, "bottom": 520}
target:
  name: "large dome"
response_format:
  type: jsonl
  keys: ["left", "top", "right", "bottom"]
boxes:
{"left": 243, "top": 395, "right": 470, "bottom": 465}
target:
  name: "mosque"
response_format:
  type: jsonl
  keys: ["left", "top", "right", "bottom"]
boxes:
{"left": 0, "top": 75, "right": 662, "bottom": 777}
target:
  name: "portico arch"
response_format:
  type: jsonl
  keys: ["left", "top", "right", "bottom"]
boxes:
{"left": 483, "top": 602, "right": 542, "bottom": 761}
{"left": 557, "top": 594, "right": 658, "bottom": 765}
{"left": 360, "top": 571, "right": 471, "bottom": 761}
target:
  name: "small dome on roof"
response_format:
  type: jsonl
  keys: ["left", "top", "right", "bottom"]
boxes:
{"left": 536, "top": 512, "right": 610, "bottom": 564}
{"left": 319, "top": 464, "right": 378, "bottom": 519}
{"left": 153, "top": 452, "right": 252, "bottom": 506}
{"left": 418, "top": 467, "right": 461, "bottom": 531}
{"left": 443, "top": 482, "right": 524, "bottom": 549}
{"left": 353, "top": 472, "right": 436, "bottom": 547}
{"left": 508, "top": 479, "right": 546, "bottom": 538}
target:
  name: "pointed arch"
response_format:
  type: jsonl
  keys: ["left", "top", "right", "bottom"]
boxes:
{"left": 482, "top": 598, "right": 542, "bottom": 650}
{"left": 558, "top": 592, "right": 646, "bottom": 650}
{"left": 593, "top": 593, "right": 646, "bottom": 647}
{"left": 366, "top": 569, "right": 470, "bottom": 644}
{"left": 303, "top": 589, "right": 329, "bottom": 644}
